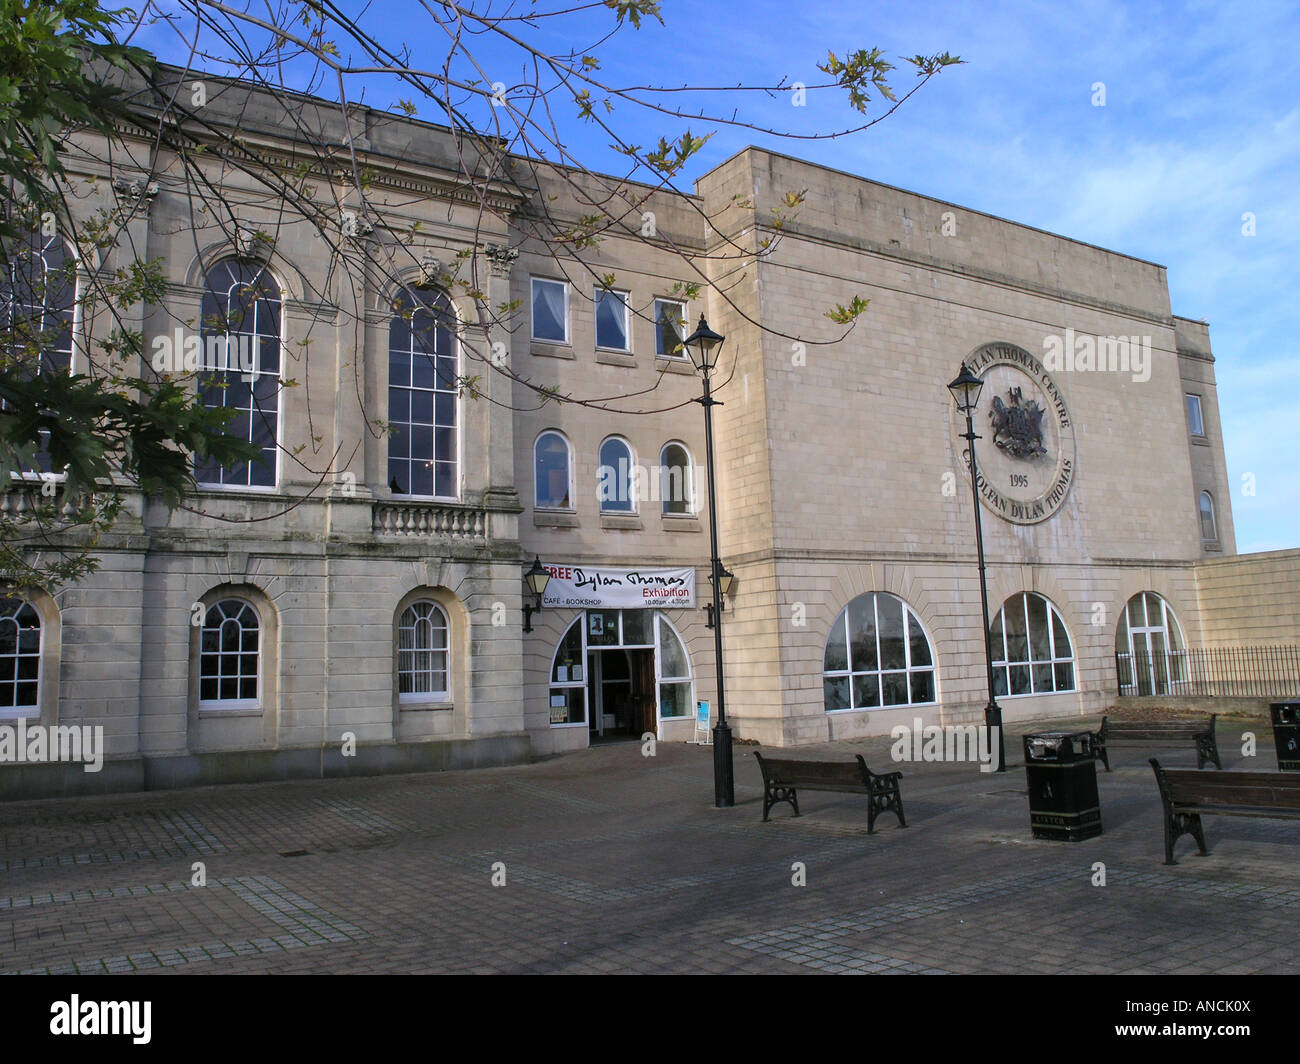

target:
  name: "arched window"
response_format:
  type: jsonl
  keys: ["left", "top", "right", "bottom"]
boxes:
{"left": 388, "top": 287, "right": 458, "bottom": 498}
{"left": 0, "top": 596, "right": 42, "bottom": 717}
{"left": 990, "top": 592, "right": 1075, "bottom": 696}
{"left": 659, "top": 441, "right": 693, "bottom": 515}
{"left": 1116, "top": 592, "right": 1187, "bottom": 696}
{"left": 196, "top": 260, "right": 281, "bottom": 488}
{"left": 199, "top": 598, "right": 261, "bottom": 708}
{"left": 2, "top": 233, "right": 77, "bottom": 474}
{"left": 550, "top": 617, "right": 587, "bottom": 725}
{"left": 824, "top": 592, "right": 936, "bottom": 710}
{"left": 1199, "top": 492, "right": 1218, "bottom": 541}
{"left": 534, "top": 431, "right": 572, "bottom": 509}
{"left": 598, "top": 436, "right": 636, "bottom": 513}
{"left": 397, "top": 601, "right": 450, "bottom": 701}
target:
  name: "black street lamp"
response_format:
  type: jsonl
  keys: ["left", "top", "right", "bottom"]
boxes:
{"left": 683, "top": 314, "right": 734, "bottom": 807}
{"left": 704, "top": 565, "right": 734, "bottom": 629}
{"left": 947, "top": 363, "right": 1007, "bottom": 772}
{"left": 522, "top": 555, "right": 550, "bottom": 633}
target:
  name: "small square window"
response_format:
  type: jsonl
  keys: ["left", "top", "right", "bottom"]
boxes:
{"left": 655, "top": 299, "right": 686, "bottom": 358}
{"left": 595, "top": 289, "right": 630, "bottom": 351}
{"left": 1185, "top": 393, "right": 1205, "bottom": 437}
{"left": 531, "top": 278, "right": 568, "bottom": 344}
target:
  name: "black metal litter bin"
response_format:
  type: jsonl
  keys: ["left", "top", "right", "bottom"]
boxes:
{"left": 1271, "top": 702, "right": 1300, "bottom": 771}
{"left": 1023, "top": 731, "right": 1102, "bottom": 841}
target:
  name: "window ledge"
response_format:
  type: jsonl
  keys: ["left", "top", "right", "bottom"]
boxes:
{"left": 654, "top": 355, "right": 696, "bottom": 375}
{"left": 399, "top": 701, "right": 454, "bottom": 712}
{"left": 1190, "top": 435, "right": 1210, "bottom": 447}
{"left": 600, "top": 513, "right": 643, "bottom": 530}
{"left": 531, "top": 342, "right": 574, "bottom": 360}
{"left": 1202, "top": 541, "right": 1223, "bottom": 553}
{"left": 534, "top": 509, "right": 579, "bottom": 528}
{"left": 661, "top": 514, "right": 701, "bottom": 532}
{"left": 198, "top": 706, "right": 264, "bottom": 718}
{"left": 595, "top": 349, "right": 636, "bottom": 368}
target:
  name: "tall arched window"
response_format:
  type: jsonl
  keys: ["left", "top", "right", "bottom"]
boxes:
{"left": 196, "top": 260, "right": 281, "bottom": 487}
{"left": 199, "top": 598, "right": 262, "bottom": 708}
{"left": 824, "top": 592, "right": 936, "bottom": 710}
{"left": 2, "top": 233, "right": 77, "bottom": 474}
{"left": 534, "top": 430, "right": 572, "bottom": 509}
{"left": 397, "top": 601, "right": 450, "bottom": 701}
{"left": 1199, "top": 492, "right": 1218, "bottom": 541}
{"left": 990, "top": 592, "right": 1075, "bottom": 696}
{"left": 659, "top": 441, "right": 693, "bottom": 515}
{"left": 1116, "top": 592, "right": 1186, "bottom": 696}
{"left": 388, "top": 287, "right": 458, "bottom": 499}
{"left": 598, "top": 436, "right": 636, "bottom": 513}
{"left": 0, "top": 596, "right": 42, "bottom": 717}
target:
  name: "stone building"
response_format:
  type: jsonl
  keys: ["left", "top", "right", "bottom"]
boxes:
{"left": 1, "top": 70, "right": 1294, "bottom": 797}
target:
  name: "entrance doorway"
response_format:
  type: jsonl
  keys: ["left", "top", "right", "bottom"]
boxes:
{"left": 586, "top": 647, "right": 655, "bottom": 741}
{"left": 547, "top": 609, "right": 695, "bottom": 742}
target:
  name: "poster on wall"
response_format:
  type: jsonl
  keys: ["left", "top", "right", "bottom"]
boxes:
{"left": 541, "top": 564, "right": 696, "bottom": 609}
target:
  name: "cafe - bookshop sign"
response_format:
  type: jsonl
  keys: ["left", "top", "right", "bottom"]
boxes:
{"left": 541, "top": 564, "right": 696, "bottom": 609}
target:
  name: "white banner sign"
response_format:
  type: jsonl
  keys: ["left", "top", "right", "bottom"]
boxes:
{"left": 541, "top": 564, "right": 696, "bottom": 609}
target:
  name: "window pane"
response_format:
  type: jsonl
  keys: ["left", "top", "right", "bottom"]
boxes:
{"left": 660, "top": 444, "right": 691, "bottom": 514}
{"left": 852, "top": 673, "right": 880, "bottom": 710}
{"left": 532, "top": 279, "right": 567, "bottom": 342}
{"left": 824, "top": 675, "right": 849, "bottom": 711}
{"left": 587, "top": 610, "right": 618, "bottom": 647}
{"left": 595, "top": 289, "right": 629, "bottom": 349}
{"left": 1052, "top": 610, "right": 1072, "bottom": 659}
{"left": 881, "top": 672, "right": 909, "bottom": 706}
{"left": 1009, "top": 664, "right": 1031, "bottom": 695}
{"left": 598, "top": 439, "right": 634, "bottom": 512}
{"left": 823, "top": 612, "right": 848, "bottom": 672}
{"left": 1055, "top": 663, "right": 1074, "bottom": 691}
{"left": 552, "top": 621, "right": 583, "bottom": 683}
{"left": 549, "top": 686, "right": 586, "bottom": 724}
{"left": 1032, "top": 663, "right": 1054, "bottom": 693}
{"left": 1004, "top": 599, "right": 1029, "bottom": 662}
{"left": 1027, "top": 595, "right": 1049, "bottom": 662}
{"left": 910, "top": 670, "right": 935, "bottom": 704}
{"left": 655, "top": 300, "right": 685, "bottom": 357}
{"left": 908, "top": 613, "right": 932, "bottom": 667}
{"left": 1185, "top": 394, "right": 1204, "bottom": 436}
{"left": 846, "top": 596, "right": 877, "bottom": 672}
{"left": 659, "top": 682, "right": 690, "bottom": 718}
{"left": 535, "top": 433, "right": 570, "bottom": 508}
{"left": 878, "top": 597, "right": 906, "bottom": 671}
{"left": 623, "top": 609, "right": 653, "bottom": 647}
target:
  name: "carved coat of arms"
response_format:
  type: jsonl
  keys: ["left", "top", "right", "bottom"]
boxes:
{"left": 989, "top": 387, "right": 1047, "bottom": 459}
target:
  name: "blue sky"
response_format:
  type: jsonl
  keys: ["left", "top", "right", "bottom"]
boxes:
{"left": 142, "top": 0, "right": 1299, "bottom": 551}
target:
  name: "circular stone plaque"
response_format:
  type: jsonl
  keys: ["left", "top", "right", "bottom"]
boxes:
{"left": 951, "top": 342, "right": 1077, "bottom": 525}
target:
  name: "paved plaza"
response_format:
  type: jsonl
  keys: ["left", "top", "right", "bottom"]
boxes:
{"left": 1, "top": 714, "right": 1296, "bottom": 975}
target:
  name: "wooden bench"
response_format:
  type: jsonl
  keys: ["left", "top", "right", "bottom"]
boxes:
{"left": 1095, "top": 714, "right": 1220, "bottom": 771}
{"left": 1149, "top": 758, "right": 1300, "bottom": 864}
{"left": 753, "top": 752, "right": 906, "bottom": 832}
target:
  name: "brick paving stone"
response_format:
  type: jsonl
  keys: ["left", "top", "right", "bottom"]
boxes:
{"left": 0, "top": 720, "right": 1295, "bottom": 974}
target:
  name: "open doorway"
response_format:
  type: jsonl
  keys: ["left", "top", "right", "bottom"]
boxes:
{"left": 587, "top": 647, "right": 655, "bottom": 742}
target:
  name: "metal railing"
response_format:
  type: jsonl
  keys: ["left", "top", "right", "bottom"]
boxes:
{"left": 1116, "top": 645, "right": 1300, "bottom": 698}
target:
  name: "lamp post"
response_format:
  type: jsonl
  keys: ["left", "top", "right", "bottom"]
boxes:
{"left": 683, "top": 314, "right": 734, "bottom": 807}
{"left": 705, "top": 565, "right": 734, "bottom": 629}
{"left": 522, "top": 555, "right": 550, "bottom": 633}
{"left": 947, "top": 363, "right": 1007, "bottom": 773}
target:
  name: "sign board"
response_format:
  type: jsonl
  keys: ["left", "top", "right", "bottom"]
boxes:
{"left": 541, "top": 564, "right": 696, "bottom": 609}
{"left": 692, "top": 700, "right": 712, "bottom": 745}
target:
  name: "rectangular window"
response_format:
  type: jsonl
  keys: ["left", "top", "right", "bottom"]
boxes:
{"left": 1185, "top": 393, "right": 1205, "bottom": 437}
{"left": 595, "top": 288, "right": 630, "bottom": 351}
{"left": 654, "top": 299, "right": 686, "bottom": 358}
{"left": 531, "top": 278, "right": 569, "bottom": 343}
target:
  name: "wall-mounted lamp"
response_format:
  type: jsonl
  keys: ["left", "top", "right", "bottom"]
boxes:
{"left": 522, "top": 555, "right": 551, "bottom": 633}
{"left": 704, "top": 565, "right": 734, "bottom": 630}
